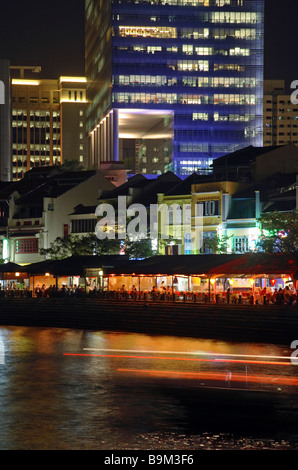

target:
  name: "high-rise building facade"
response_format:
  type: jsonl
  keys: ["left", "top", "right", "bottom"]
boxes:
{"left": 85, "top": 0, "right": 264, "bottom": 177}
{"left": 11, "top": 73, "right": 88, "bottom": 181}
{"left": 263, "top": 80, "right": 298, "bottom": 147}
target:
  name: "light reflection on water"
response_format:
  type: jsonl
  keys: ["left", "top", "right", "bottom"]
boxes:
{"left": 0, "top": 326, "right": 297, "bottom": 450}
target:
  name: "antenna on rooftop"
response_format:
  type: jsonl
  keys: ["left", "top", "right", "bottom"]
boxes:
{"left": 9, "top": 66, "right": 41, "bottom": 78}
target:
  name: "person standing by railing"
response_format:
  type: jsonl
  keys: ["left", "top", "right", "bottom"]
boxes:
{"left": 131, "top": 284, "right": 137, "bottom": 300}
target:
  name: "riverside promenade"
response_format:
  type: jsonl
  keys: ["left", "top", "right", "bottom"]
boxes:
{"left": 0, "top": 297, "right": 297, "bottom": 346}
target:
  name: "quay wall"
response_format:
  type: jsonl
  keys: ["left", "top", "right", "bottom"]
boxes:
{"left": 0, "top": 298, "right": 298, "bottom": 346}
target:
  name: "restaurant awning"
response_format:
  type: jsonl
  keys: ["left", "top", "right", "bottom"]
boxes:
{"left": 104, "top": 253, "right": 298, "bottom": 278}
{"left": 207, "top": 253, "right": 298, "bottom": 277}
{"left": 21, "top": 255, "right": 130, "bottom": 277}
{"left": 0, "top": 262, "right": 23, "bottom": 273}
{"left": 1, "top": 253, "right": 296, "bottom": 280}
{"left": 0, "top": 262, "right": 27, "bottom": 280}
{"left": 104, "top": 254, "right": 241, "bottom": 276}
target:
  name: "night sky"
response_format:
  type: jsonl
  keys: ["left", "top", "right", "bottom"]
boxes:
{"left": 0, "top": 0, "right": 85, "bottom": 78}
{"left": 0, "top": 0, "right": 297, "bottom": 88}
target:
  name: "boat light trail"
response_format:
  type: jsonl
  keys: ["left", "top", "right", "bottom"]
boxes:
{"left": 63, "top": 350, "right": 294, "bottom": 366}
{"left": 116, "top": 368, "right": 298, "bottom": 386}
{"left": 82, "top": 348, "right": 293, "bottom": 361}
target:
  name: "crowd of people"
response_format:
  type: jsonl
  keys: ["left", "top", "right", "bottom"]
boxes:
{"left": 103, "top": 283, "right": 298, "bottom": 305}
{"left": 261, "top": 286, "right": 296, "bottom": 305}
{"left": 0, "top": 282, "right": 296, "bottom": 305}
{"left": 0, "top": 283, "right": 90, "bottom": 298}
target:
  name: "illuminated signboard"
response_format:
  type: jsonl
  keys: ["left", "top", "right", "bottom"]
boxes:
{"left": 2, "top": 239, "right": 8, "bottom": 261}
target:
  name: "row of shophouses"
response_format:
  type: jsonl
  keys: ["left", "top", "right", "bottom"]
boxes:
{"left": 0, "top": 144, "right": 298, "bottom": 266}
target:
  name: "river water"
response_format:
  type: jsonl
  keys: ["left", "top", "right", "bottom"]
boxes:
{"left": 0, "top": 325, "right": 298, "bottom": 451}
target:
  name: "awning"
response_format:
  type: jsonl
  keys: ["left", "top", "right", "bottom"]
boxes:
{"left": 104, "top": 254, "right": 241, "bottom": 276}
{"left": 1, "top": 253, "right": 296, "bottom": 280}
{"left": 21, "top": 255, "right": 130, "bottom": 277}
{"left": 208, "top": 253, "right": 298, "bottom": 277}
{"left": 0, "top": 262, "right": 27, "bottom": 280}
{"left": 0, "top": 262, "right": 23, "bottom": 273}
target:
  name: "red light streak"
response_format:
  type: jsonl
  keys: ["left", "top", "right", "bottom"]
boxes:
{"left": 63, "top": 353, "right": 292, "bottom": 366}
{"left": 117, "top": 368, "right": 298, "bottom": 386}
{"left": 83, "top": 348, "right": 293, "bottom": 360}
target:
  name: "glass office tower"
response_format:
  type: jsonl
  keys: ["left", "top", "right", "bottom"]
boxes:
{"left": 85, "top": 0, "right": 264, "bottom": 177}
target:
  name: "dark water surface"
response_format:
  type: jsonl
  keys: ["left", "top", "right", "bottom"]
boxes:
{"left": 0, "top": 326, "right": 298, "bottom": 450}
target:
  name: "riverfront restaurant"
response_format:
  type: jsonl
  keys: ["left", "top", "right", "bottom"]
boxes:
{"left": 0, "top": 262, "right": 29, "bottom": 292}
{"left": 15, "top": 255, "right": 130, "bottom": 294}
{"left": 102, "top": 253, "right": 298, "bottom": 303}
{"left": 0, "top": 253, "right": 297, "bottom": 302}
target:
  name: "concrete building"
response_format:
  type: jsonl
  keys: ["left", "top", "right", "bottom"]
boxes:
{"left": 0, "top": 167, "right": 115, "bottom": 264}
{"left": 263, "top": 80, "right": 298, "bottom": 147}
{"left": 11, "top": 70, "right": 88, "bottom": 181}
{"left": 211, "top": 143, "right": 298, "bottom": 182}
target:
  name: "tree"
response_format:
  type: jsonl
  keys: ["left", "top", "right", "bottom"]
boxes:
{"left": 124, "top": 236, "right": 156, "bottom": 259}
{"left": 57, "top": 159, "right": 84, "bottom": 172}
{"left": 40, "top": 233, "right": 155, "bottom": 260}
{"left": 203, "top": 234, "right": 233, "bottom": 254}
{"left": 40, "top": 234, "right": 120, "bottom": 260}
{"left": 257, "top": 211, "right": 298, "bottom": 254}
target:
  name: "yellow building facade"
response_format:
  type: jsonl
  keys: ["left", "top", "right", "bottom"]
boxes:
{"left": 158, "top": 180, "right": 253, "bottom": 255}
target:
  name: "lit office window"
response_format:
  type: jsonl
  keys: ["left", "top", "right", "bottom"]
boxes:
{"left": 182, "top": 45, "right": 194, "bottom": 55}
{"left": 230, "top": 47, "right": 250, "bottom": 56}
{"left": 215, "top": 0, "right": 231, "bottom": 5}
{"left": 147, "top": 46, "right": 162, "bottom": 53}
{"left": 183, "top": 76, "right": 200, "bottom": 87}
{"left": 235, "top": 29, "right": 256, "bottom": 40}
{"left": 181, "top": 28, "right": 209, "bottom": 39}
{"left": 195, "top": 47, "right": 213, "bottom": 56}
{"left": 118, "top": 26, "right": 177, "bottom": 38}
{"left": 180, "top": 143, "right": 209, "bottom": 152}
{"left": 212, "top": 77, "right": 255, "bottom": 88}
{"left": 214, "top": 94, "right": 256, "bottom": 105}
{"left": 229, "top": 114, "right": 255, "bottom": 122}
{"left": 113, "top": 92, "right": 177, "bottom": 104}
{"left": 117, "top": 75, "right": 168, "bottom": 86}
{"left": 181, "top": 95, "right": 210, "bottom": 105}
{"left": 177, "top": 60, "right": 209, "bottom": 71}
{"left": 192, "top": 113, "right": 209, "bottom": 121}
{"left": 125, "top": 0, "right": 209, "bottom": 5}
{"left": 214, "top": 63, "right": 245, "bottom": 72}
{"left": 209, "top": 12, "right": 258, "bottom": 24}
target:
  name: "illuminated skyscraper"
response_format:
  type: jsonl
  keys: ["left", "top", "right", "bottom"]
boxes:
{"left": 85, "top": 0, "right": 264, "bottom": 177}
{"left": 11, "top": 73, "right": 88, "bottom": 181}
